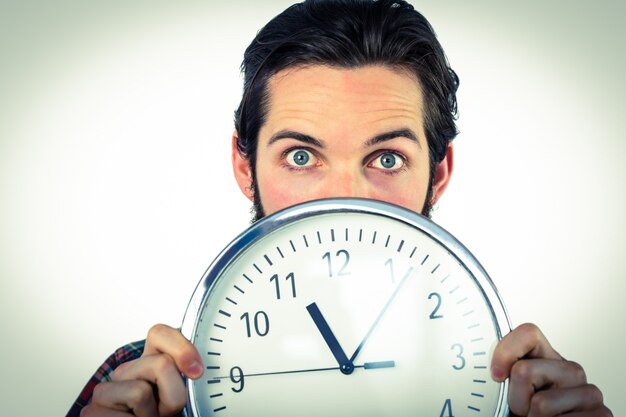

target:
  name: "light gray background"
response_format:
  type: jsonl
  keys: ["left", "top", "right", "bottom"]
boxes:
{"left": 1, "top": 1, "right": 624, "bottom": 415}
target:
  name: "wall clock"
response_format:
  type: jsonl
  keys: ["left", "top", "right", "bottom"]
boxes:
{"left": 181, "top": 198, "right": 510, "bottom": 417}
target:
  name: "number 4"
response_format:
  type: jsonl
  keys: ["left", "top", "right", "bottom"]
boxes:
{"left": 439, "top": 399, "right": 454, "bottom": 417}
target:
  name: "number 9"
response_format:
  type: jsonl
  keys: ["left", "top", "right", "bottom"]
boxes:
{"left": 230, "top": 366, "right": 245, "bottom": 393}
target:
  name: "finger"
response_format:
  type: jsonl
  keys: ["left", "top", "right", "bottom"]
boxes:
{"left": 91, "top": 380, "right": 158, "bottom": 417}
{"left": 491, "top": 323, "right": 562, "bottom": 381}
{"left": 144, "top": 324, "right": 204, "bottom": 379}
{"left": 80, "top": 403, "right": 134, "bottom": 417}
{"left": 111, "top": 354, "right": 187, "bottom": 416}
{"left": 565, "top": 406, "right": 614, "bottom": 417}
{"left": 525, "top": 384, "right": 605, "bottom": 417}
{"left": 511, "top": 358, "right": 587, "bottom": 391}
{"left": 113, "top": 360, "right": 132, "bottom": 375}
{"left": 508, "top": 359, "right": 587, "bottom": 415}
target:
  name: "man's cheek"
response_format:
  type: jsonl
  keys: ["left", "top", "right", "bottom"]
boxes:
{"left": 259, "top": 179, "right": 315, "bottom": 214}
{"left": 368, "top": 187, "right": 427, "bottom": 215}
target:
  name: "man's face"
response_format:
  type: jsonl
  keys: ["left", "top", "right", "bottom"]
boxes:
{"left": 233, "top": 65, "right": 451, "bottom": 219}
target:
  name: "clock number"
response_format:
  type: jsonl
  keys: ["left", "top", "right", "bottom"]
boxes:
{"left": 322, "top": 249, "right": 351, "bottom": 277}
{"left": 229, "top": 366, "right": 244, "bottom": 393}
{"left": 428, "top": 292, "right": 444, "bottom": 319}
{"left": 240, "top": 311, "right": 270, "bottom": 337}
{"left": 384, "top": 258, "right": 395, "bottom": 283}
{"left": 439, "top": 399, "right": 454, "bottom": 417}
{"left": 270, "top": 272, "right": 296, "bottom": 299}
{"left": 450, "top": 343, "right": 466, "bottom": 370}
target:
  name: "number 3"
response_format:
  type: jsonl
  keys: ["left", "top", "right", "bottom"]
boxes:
{"left": 451, "top": 343, "right": 465, "bottom": 370}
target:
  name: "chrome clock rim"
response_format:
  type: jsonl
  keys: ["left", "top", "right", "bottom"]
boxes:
{"left": 181, "top": 197, "right": 511, "bottom": 417}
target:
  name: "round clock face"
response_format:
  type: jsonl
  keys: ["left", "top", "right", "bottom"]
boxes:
{"left": 181, "top": 198, "right": 510, "bottom": 417}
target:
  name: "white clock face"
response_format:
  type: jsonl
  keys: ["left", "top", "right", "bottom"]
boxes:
{"left": 182, "top": 199, "right": 509, "bottom": 417}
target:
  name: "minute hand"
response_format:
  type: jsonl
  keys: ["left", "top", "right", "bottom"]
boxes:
{"left": 349, "top": 266, "right": 414, "bottom": 364}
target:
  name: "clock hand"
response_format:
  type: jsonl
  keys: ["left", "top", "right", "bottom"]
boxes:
{"left": 362, "top": 360, "right": 395, "bottom": 369}
{"left": 213, "top": 361, "right": 395, "bottom": 379}
{"left": 306, "top": 302, "right": 354, "bottom": 374}
{"left": 349, "top": 266, "right": 414, "bottom": 364}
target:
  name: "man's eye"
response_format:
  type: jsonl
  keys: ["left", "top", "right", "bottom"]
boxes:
{"left": 285, "top": 149, "right": 315, "bottom": 167}
{"left": 370, "top": 152, "right": 405, "bottom": 170}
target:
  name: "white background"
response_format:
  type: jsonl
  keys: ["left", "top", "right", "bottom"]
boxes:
{"left": 0, "top": 1, "right": 624, "bottom": 415}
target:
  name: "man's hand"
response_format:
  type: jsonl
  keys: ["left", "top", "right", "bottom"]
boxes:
{"left": 491, "top": 323, "right": 612, "bottom": 417}
{"left": 81, "top": 324, "right": 204, "bottom": 417}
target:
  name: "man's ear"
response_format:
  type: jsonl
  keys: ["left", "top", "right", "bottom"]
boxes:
{"left": 231, "top": 131, "right": 254, "bottom": 202}
{"left": 430, "top": 143, "right": 454, "bottom": 206}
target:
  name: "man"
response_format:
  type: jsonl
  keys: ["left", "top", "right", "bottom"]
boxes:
{"left": 70, "top": 1, "right": 611, "bottom": 416}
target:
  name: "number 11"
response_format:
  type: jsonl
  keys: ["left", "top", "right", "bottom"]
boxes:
{"left": 270, "top": 272, "right": 296, "bottom": 299}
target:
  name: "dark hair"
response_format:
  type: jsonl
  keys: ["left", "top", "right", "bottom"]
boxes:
{"left": 235, "top": 0, "right": 459, "bottom": 218}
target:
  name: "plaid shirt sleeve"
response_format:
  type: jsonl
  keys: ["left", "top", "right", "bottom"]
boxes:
{"left": 66, "top": 339, "right": 146, "bottom": 417}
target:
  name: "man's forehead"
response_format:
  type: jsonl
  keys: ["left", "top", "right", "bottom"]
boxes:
{"left": 256, "top": 65, "right": 428, "bottom": 153}
{"left": 263, "top": 65, "right": 425, "bottom": 128}
{"left": 268, "top": 64, "right": 422, "bottom": 95}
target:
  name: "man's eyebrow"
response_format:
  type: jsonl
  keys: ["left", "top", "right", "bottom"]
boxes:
{"left": 364, "top": 128, "right": 421, "bottom": 149}
{"left": 267, "top": 130, "right": 324, "bottom": 148}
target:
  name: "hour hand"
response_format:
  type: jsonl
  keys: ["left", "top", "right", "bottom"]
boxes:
{"left": 306, "top": 302, "right": 354, "bottom": 375}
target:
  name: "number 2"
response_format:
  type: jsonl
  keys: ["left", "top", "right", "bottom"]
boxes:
{"left": 428, "top": 292, "right": 443, "bottom": 319}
